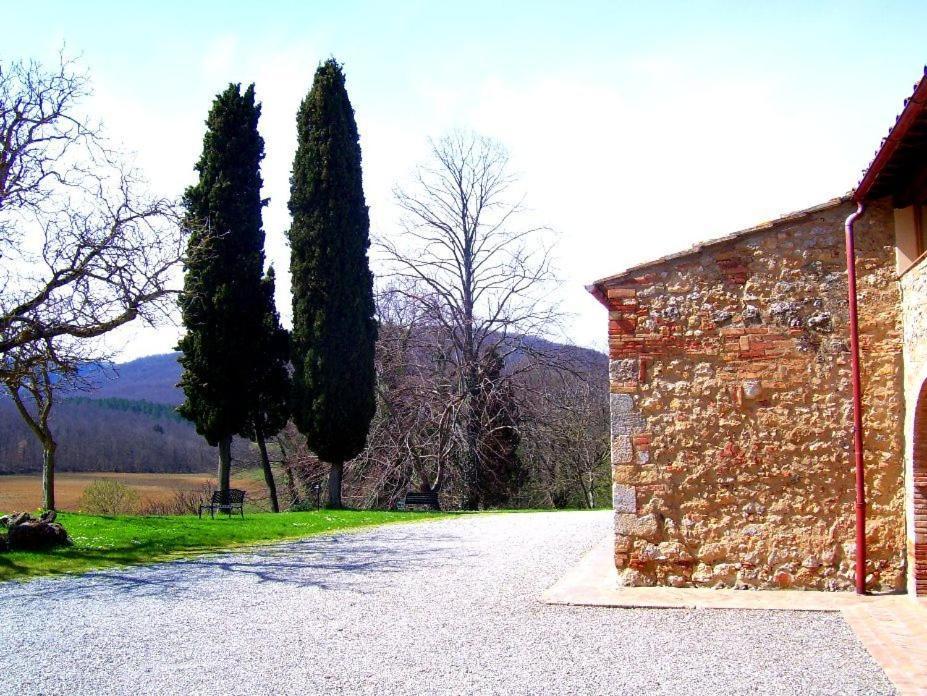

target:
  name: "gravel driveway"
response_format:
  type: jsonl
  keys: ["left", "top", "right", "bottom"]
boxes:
{"left": 0, "top": 511, "right": 893, "bottom": 695}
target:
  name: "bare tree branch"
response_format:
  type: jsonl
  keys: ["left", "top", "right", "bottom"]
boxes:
{"left": 378, "top": 131, "right": 562, "bottom": 508}
{"left": 0, "top": 54, "right": 186, "bottom": 509}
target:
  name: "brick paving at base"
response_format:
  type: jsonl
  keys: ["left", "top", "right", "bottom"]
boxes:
{"left": 545, "top": 538, "right": 927, "bottom": 695}
{"left": 842, "top": 598, "right": 927, "bottom": 696}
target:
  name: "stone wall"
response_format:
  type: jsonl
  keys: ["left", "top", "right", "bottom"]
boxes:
{"left": 601, "top": 197, "right": 906, "bottom": 592}
{"left": 900, "top": 256, "right": 927, "bottom": 595}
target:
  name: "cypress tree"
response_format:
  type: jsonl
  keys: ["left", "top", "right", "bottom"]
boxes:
{"left": 177, "top": 83, "right": 267, "bottom": 498}
{"left": 242, "top": 267, "right": 290, "bottom": 512}
{"left": 288, "top": 59, "right": 377, "bottom": 509}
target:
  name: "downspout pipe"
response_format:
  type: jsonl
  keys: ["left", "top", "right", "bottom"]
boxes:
{"left": 844, "top": 200, "right": 867, "bottom": 595}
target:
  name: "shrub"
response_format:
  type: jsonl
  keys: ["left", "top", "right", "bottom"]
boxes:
{"left": 288, "top": 501, "right": 319, "bottom": 513}
{"left": 137, "top": 482, "right": 215, "bottom": 516}
{"left": 77, "top": 479, "right": 141, "bottom": 515}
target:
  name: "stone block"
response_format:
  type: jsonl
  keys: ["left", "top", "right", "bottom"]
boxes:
{"left": 609, "top": 394, "right": 646, "bottom": 437}
{"left": 614, "top": 512, "right": 636, "bottom": 536}
{"left": 691, "top": 563, "right": 713, "bottom": 584}
{"left": 610, "top": 393, "right": 634, "bottom": 414}
{"left": 607, "top": 287, "right": 637, "bottom": 299}
{"left": 611, "top": 435, "right": 632, "bottom": 464}
{"left": 742, "top": 305, "right": 762, "bottom": 324}
{"left": 806, "top": 311, "right": 832, "bottom": 332}
{"left": 616, "top": 568, "right": 653, "bottom": 587}
{"left": 612, "top": 464, "right": 635, "bottom": 484}
{"left": 640, "top": 543, "right": 662, "bottom": 561}
{"left": 657, "top": 541, "right": 693, "bottom": 563}
{"left": 612, "top": 484, "right": 636, "bottom": 513}
{"left": 712, "top": 563, "right": 739, "bottom": 584}
{"left": 698, "top": 542, "right": 729, "bottom": 563}
{"left": 609, "top": 359, "right": 638, "bottom": 383}
{"left": 741, "top": 379, "right": 762, "bottom": 400}
{"left": 614, "top": 512, "right": 660, "bottom": 542}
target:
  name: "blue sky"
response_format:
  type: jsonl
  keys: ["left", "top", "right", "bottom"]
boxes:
{"left": 7, "top": 1, "right": 927, "bottom": 358}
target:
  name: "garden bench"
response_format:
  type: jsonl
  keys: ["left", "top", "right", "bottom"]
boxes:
{"left": 198, "top": 489, "right": 246, "bottom": 519}
{"left": 397, "top": 490, "right": 440, "bottom": 511}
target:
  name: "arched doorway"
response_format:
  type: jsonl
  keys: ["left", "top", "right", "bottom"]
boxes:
{"left": 915, "top": 380, "right": 927, "bottom": 596}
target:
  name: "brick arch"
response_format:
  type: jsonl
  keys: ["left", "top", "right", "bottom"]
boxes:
{"left": 914, "top": 379, "right": 927, "bottom": 596}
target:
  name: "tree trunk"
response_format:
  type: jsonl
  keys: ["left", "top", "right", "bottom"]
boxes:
{"left": 328, "top": 461, "right": 343, "bottom": 509}
{"left": 462, "top": 437, "right": 481, "bottom": 510}
{"left": 255, "top": 426, "right": 279, "bottom": 513}
{"left": 462, "top": 389, "right": 482, "bottom": 510}
{"left": 42, "top": 442, "right": 56, "bottom": 511}
{"left": 217, "top": 436, "right": 232, "bottom": 498}
{"left": 283, "top": 464, "right": 300, "bottom": 508}
{"left": 275, "top": 435, "right": 302, "bottom": 508}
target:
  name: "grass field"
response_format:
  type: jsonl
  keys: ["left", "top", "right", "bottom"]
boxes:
{"left": 0, "top": 509, "right": 449, "bottom": 582}
{"left": 0, "top": 471, "right": 264, "bottom": 512}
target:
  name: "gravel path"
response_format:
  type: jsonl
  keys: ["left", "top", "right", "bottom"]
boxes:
{"left": 0, "top": 511, "right": 893, "bottom": 695}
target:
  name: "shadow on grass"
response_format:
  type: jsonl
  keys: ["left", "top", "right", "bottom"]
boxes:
{"left": 2, "top": 528, "right": 475, "bottom": 601}
{"left": 0, "top": 509, "right": 455, "bottom": 581}
{"left": 0, "top": 543, "right": 174, "bottom": 580}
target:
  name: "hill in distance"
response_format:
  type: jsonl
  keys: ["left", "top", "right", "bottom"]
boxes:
{"left": 87, "top": 340, "right": 606, "bottom": 406}
{"left": 87, "top": 352, "right": 184, "bottom": 405}
{"left": 1, "top": 339, "right": 606, "bottom": 475}
{"left": 0, "top": 352, "right": 203, "bottom": 475}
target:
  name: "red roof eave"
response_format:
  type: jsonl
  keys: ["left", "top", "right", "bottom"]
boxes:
{"left": 586, "top": 283, "right": 609, "bottom": 308}
{"left": 855, "top": 70, "right": 927, "bottom": 202}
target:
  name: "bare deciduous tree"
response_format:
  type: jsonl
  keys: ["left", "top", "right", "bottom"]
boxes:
{"left": 343, "top": 286, "right": 608, "bottom": 511}
{"left": 516, "top": 365, "right": 610, "bottom": 509}
{"left": 381, "top": 132, "right": 558, "bottom": 508}
{"left": 2, "top": 337, "right": 104, "bottom": 510}
{"left": 346, "top": 287, "right": 459, "bottom": 507}
{"left": 272, "top": 422, "right": 328, "bottom": 509}
{"left": 0, "top": 55, "right": 184, "bottom": 509}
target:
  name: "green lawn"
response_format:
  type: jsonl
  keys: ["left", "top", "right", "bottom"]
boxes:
{"left": 0, "top": 509, "right": 449, "bottom": 582}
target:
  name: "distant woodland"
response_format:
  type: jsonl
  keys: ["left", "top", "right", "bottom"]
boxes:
{"left": 0, "top": 398, "right": 214, "bottom": 474}
{"left": 0, "top": 341, "right": 609, "bottom": 512}
{"left": 0, "top": 353, "right": 213, "bottom": 474}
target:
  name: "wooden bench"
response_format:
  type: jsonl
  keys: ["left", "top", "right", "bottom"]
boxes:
{"left": 198, "top": 489, "right": 246, "bottom": 519}
{"left": 397, "top": 490, "right": 440, "bottom": 511}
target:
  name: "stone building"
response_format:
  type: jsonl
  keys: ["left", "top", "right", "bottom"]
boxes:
{"left": 588, "top": 71, "right": 927, "bottom": 595}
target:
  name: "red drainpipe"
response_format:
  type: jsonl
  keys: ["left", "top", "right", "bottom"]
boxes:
{"left": 844, "top": 200, "right": 867, "bottom": 595}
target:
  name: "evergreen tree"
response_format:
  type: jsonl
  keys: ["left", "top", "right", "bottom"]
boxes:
{"left": 242, "top": 267, "right": 290, "bottom": 512}
{"left": 177, "top": 83, "right": 267, "bottom": 498}
{"left": 288, "top": 59, "right": 377, "bottom": 508}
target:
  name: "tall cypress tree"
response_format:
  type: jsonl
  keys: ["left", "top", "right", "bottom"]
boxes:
{"left": 177, "top": 83, "right": 267, "bottom": 498}
{"left": 288, "top": 59, "right": 377, "bottom": 509}
{"left": 242, "top": 266, "right": 290, "bottom": 512}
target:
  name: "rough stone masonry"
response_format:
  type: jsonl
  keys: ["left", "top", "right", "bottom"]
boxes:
{"left": 597, "top": 197, "right": 906, "bottom": 591}
{"left": 900, "top": 251, "right": 927, "bottom": 595}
